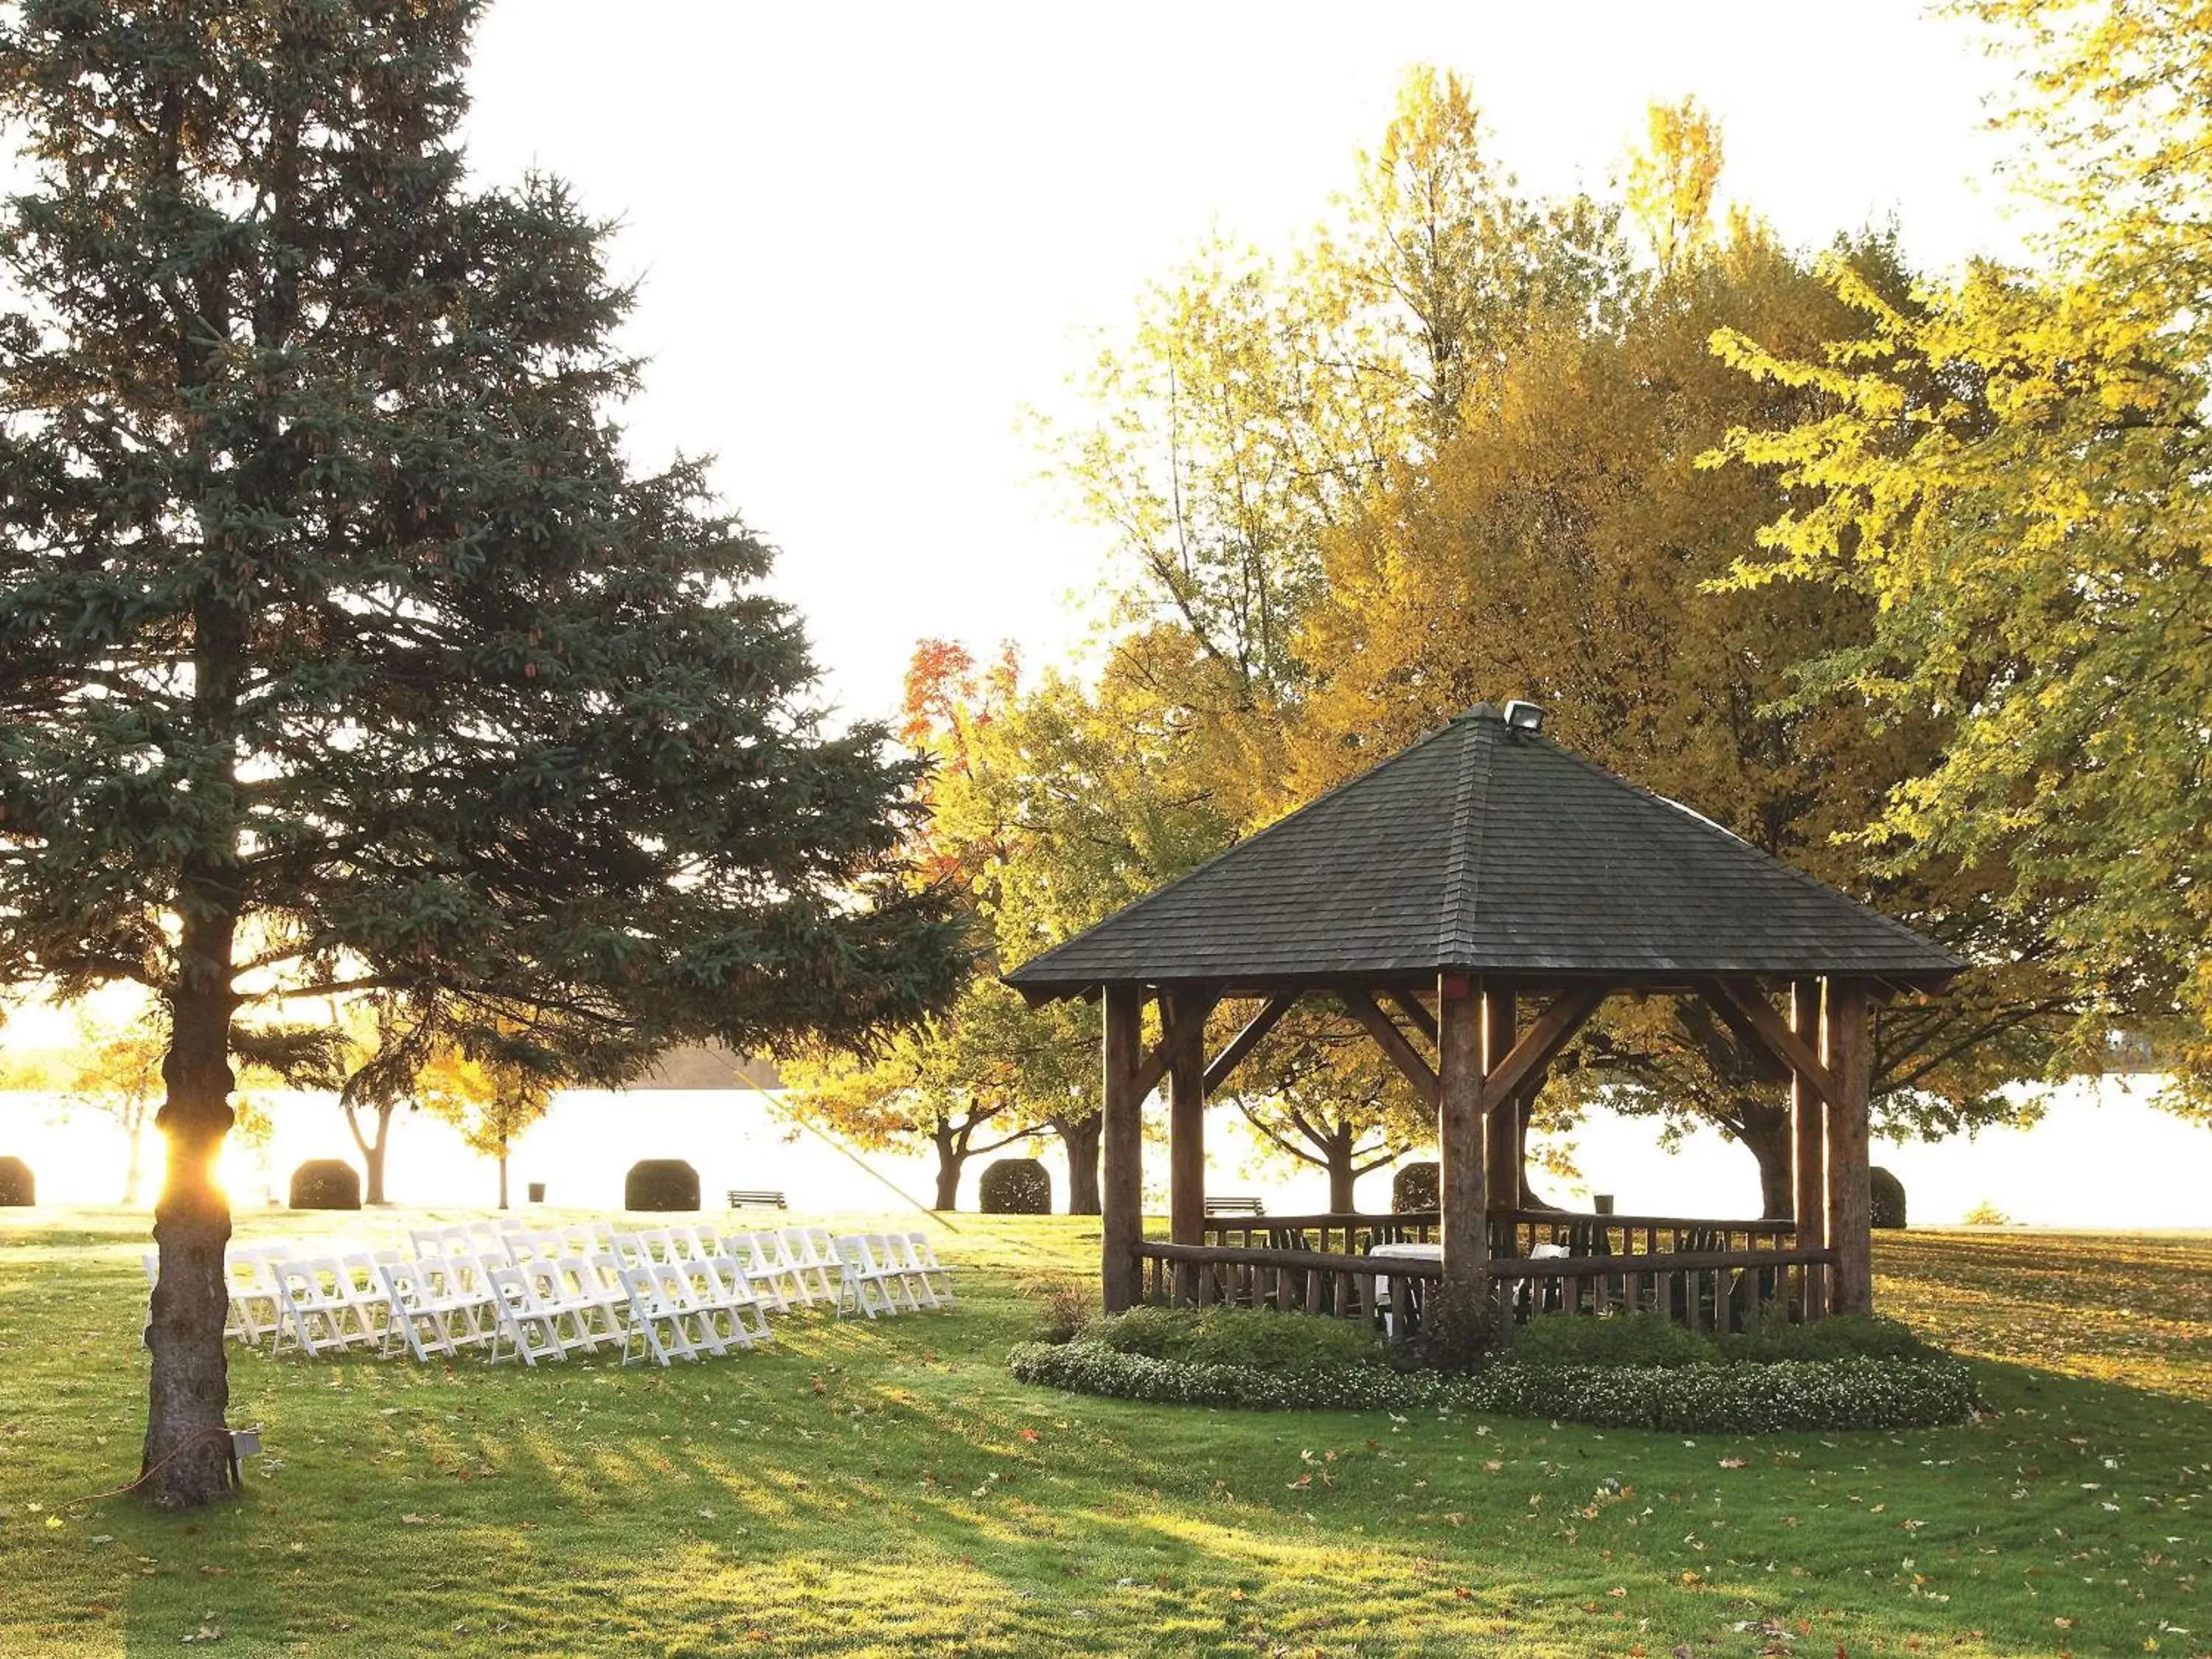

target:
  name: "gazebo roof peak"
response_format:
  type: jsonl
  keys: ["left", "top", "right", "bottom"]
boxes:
{"left": 1006, "top": 706, "right": 1964, "bottom": 998}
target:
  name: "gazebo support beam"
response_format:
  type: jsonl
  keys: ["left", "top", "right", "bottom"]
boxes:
{"left": 1100, "top": 982, "right": 1145, "bottom": 1315}
{"left": 1124, "top": 995, "right": 1214, "bottom": 1106}
{"left": 1791, "top": 978, "right": 1829, "bottom": 1319}
{"left": 1203, "top": 994, "right": 1295, "bottom": 1094}
{"left": 1483, "top": 984, "right": 1518, "bottom": 1225}
{"left": 1478, "top": 985, "right": 1604, "bottom": 1112}
{"left": 1338, "top": 990, "right": 1441, "bottom": 1105}
{"left": 1703, "top": 978, "right": 1845, "bottom": 1108}
{"left": 1434, "top": 971, "right": 1490, "bottom": 1350}
{"left": 1388, "top": 990, "right": 1438, "bottom": 1046}
{"left": 1166, "top": 990, "right": 1216, "bottom": 1305}
{"left": 1823, "top": 976, "right": 1875, "bottom": 1315}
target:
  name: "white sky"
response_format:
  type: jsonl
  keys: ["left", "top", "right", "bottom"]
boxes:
{"left": 461, "top": 0, "right": 2025, "bottom": 725}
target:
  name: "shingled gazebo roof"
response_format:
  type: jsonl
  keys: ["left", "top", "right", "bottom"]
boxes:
{"left": 1006, "top": 705, "right": 1964, "bottom": 999}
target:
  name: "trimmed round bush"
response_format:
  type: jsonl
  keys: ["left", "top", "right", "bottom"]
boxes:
{"left": 0, "top": 1157, "right": 33, "bottom": 1206}
{"left": 1391, "top": 1161, "right": 1439, "bottom": 1211}
{"left": 288, "top": 1159, "right": 361, "bottom": 1211}
{"left": 979, "top": 1157, "right": 1051, "bottom": 1215}
{"left": 1008, "top": 1340, "right": 1978, "bottom": 1431}
{"left": 625, "top": 1159, "right": 700, "bottom": 1211}
{"left": 1871, "top": 1166, "right": 1908, "bottom": 1229}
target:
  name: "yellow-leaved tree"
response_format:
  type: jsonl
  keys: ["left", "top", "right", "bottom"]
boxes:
{"left": 1708, "top": 0, "right": 2212, "bottom": 1116}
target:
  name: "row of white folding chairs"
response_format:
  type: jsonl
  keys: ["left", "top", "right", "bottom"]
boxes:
{"left": 835, "top": 1232, "right": 956, "bottom": 1319}
{"left": 287, "top": 1250, "right": 775, "bottom": 1368}
{"left": 156, "top": 1222, "right": 952, "bottom": 1351}
{"left": 408, "top": 1221, "right": 841, "bottom": 1310}
{"left": 145, "top": 1241, "right": 361, "bottom": 1350}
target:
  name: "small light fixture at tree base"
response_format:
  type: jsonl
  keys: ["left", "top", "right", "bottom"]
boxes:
{"left": 230, "top": 1425, "right": 262, "bottom": 1461}
{"left": 1503, "top": 700, "right": 1544, "bottom": 734}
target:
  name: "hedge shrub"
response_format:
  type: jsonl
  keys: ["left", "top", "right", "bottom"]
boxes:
{"left": 1008, "top": 1339, "right": 1978, "bottom": 1432}
{"left": 625, "top": 1159, "right": 700, "bottom": 1211}
{"left": 0, "top": 1157, "right": 32, "bottom": 1206}
{"left": 288, "top": 1159, "right": 361, "bottom": 1210}
{"left": 1871, "top": 1166, "right": 1908, "bottom": 1229}
{"left": 1391, "top": 1161, "right": 1439, "bottom": 1211}
{"left": 1712, "top": 1312, "right": 1929, "bottom": 1365}
{"left": 979, "top": 1158, "right": 1051, "bottom": 1215}
{"left": 1092, "top": 1306, "right": 1385, "bottom": 1371}
{"left": 1509, "top": 1309, "right": 1714, "bottom": 1369}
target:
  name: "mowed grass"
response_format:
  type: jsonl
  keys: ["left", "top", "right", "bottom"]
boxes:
{"left": 0, "top": 1211, "right": 2205, "bottom": 1658}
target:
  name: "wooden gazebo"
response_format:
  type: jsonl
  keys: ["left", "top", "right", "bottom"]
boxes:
{"left": 1006, "top": 703, "right": 1962, "bottom": 1338}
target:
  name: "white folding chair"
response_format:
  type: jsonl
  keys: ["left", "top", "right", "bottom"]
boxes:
{"left": 412, "top": 1225, "right": 477, "bottom": 1261}
{"left": 899, "top": 1231, "right": 956, "bottom": 1305}
{"left": 484, "top": 1264, "right": 567, "bottom": 1366}
{"left": 739, "top": 1230, "right": 809, "bottom": 1311}
{"left": 271, "top": 1257, "right": 375, "bottom": 1357}
{"left": 617, "top": 1263, "right": 707, "bottom": 1366}
{"left": 833, "top": 1235, "right": 902, "bottom": 1320}
{"left": 379, "top": 1258, "right": 494, "bottom": 1360}
{"left": 605, "top": 1231, "right": 652, "bottom": 1270}
{"left": 553, "top": 1255, "right": 630, "bottom": 1354}
{"left": 866, "top": 1234, "right": 929, "bottom": 1310}
{"left": 209, "top": 1244, "right": 293, "bottom": 1347}
{"left": 334, "top": 1251, "right": 397, "bottom": 1338}
{"left": 636, "top": 1225, "right": 695, "bottom": 1265}
{"left": 778, "top": 1227, "right": 839, "bottom": 1304}
{"left": 698, "top": 1255, "right": 774, "bottom": 1349}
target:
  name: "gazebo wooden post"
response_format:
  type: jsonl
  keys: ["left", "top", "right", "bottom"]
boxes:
{"left": 1434, "top": 970, "right": 1489, "bottom": 1345}
{"left": 1100, "top": 981, "right": 1145, "bottom": 1315}
{"left": 1822, "top": 975, "right": 1874, "bottom": 1316}
{"left": 1166, "top": 990, "right": 1209, "bottom": 1307}
{"left": 1481, "top": 983, "right": 1519, "bottom": 1248}
{"left": 1790, "top": 978, "right": 1829, "bottom": 1319}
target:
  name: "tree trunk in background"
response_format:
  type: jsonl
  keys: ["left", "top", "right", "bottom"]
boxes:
{"left": 1735, "top": 1099, "right": 1795, "bottom": 1220}
{"left": 142, "top": 954, "right": 239, "bottom": 1509}
{"left": 344, "top": 1099, "right": 397, "bottom": 1206}
{"left": 932, "top": 1155, "right": 962, "bottom": 1211}
{"left": 121, "top": 1105, "right": 146, "bottom": 1207}
{"left": 496, "top": 1140, "right": 509, "bottom": 1210}
{"left": 1326, "top": 1130, "right": 1358, "bottom": 1213}
{"left": 1057, "top": 1113, "right": 1102, "bottom": 1214}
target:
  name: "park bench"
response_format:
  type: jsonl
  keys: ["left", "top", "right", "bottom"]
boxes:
{"left": 726, "top": 1189, "right": 788, "bottom": 1210}
{"left": 1204, "top": 1196, "right": 1265, "bottom": 1217}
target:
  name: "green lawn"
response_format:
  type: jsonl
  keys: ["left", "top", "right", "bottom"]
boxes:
{"left": 0, "top": 1210, "right": 2205, "bottom": 1658}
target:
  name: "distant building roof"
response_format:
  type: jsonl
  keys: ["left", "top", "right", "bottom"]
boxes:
{"left": 1006, "top": 705, "right": 1963, "bottom": 998}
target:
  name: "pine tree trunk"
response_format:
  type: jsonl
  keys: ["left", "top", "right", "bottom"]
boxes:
{"left": 142, "top": 973, "right": 238, "bottom": 1509}
{"left": 1057, "top": 1114, "right": 1102, "bottom": 1215}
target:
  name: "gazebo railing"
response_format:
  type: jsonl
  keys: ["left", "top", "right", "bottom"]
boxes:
{"left": 1200, "top": 1209, "right": 1800, "bottom": 1259}
{"left": 1141, "top": 1211, "right": 1832, "bottom": 1338}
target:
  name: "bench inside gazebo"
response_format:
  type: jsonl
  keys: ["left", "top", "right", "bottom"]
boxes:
{"left": 1006, "top": 702, "right": 1962, "bottom": 1344}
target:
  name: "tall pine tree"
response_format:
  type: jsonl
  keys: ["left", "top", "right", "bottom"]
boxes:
{"left": 0, "top": 0, "right": 962, "bottom": 1506}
